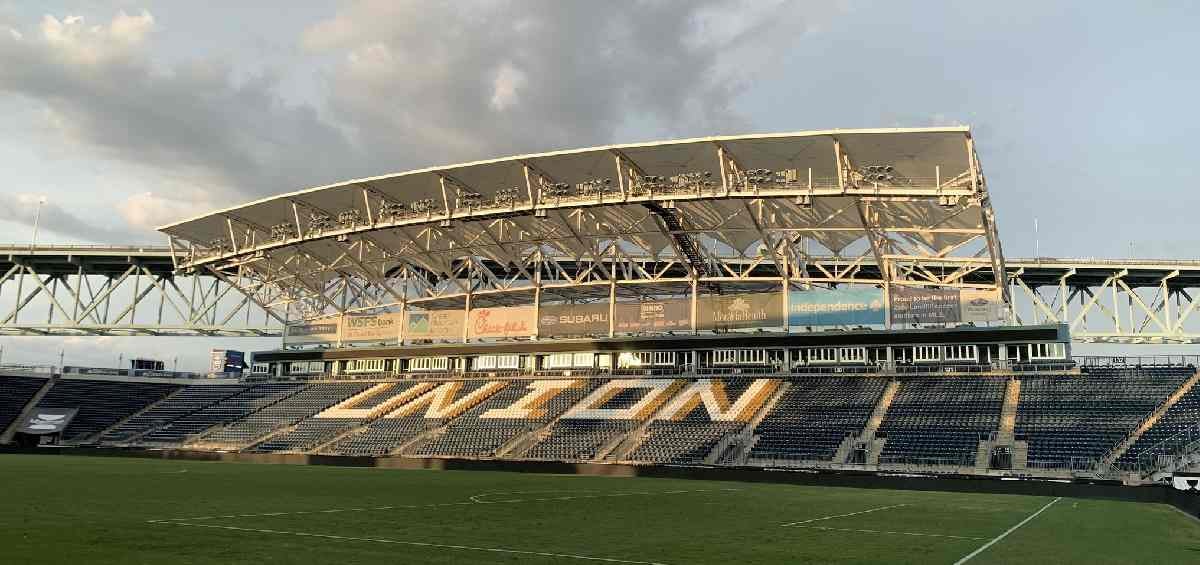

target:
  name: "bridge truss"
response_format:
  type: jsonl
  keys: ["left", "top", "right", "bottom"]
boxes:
{"left": 3, "top": 247, "right": 1200, "bottom": 343}
{"left": 0, "top": 246, "right": 283, "bottom": 337}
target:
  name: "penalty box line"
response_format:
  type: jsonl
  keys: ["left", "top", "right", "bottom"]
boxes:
{"left": 953, "top": 496, "right": 1061, "bottom": 565}
{"left": 149, "top": 487, "right": 743, "bottom": 522}
{"left": 149, "top": 520, "right": 671, "bottom": 565}
{"left": 781, "top": 503, "right": 910, "bottom": 527}
{"left": 781, "top": 503, "right": 987, "bottom": 542}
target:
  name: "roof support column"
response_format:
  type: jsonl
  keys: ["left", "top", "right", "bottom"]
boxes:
{"left": 463, "top": 260, "right": 473, "bottom": 344}
{"left": 608, "top": 276, "right": 616, "bottom": 338}
{"left": 532, "top": 249, "right": 543, "bottom": 340}
{"left": 690, "top": 276, "right": 698, "bottom": 334}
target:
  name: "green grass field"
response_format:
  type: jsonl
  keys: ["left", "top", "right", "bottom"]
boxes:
{"left": 2, "top": 454, "right": 1198, "bottom": 564}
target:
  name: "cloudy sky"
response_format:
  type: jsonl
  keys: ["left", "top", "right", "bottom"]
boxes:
{"left": 1, "top": 1, "right": 1198, "bottom": 368}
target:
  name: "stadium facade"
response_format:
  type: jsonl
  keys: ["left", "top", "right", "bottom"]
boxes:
{"left": 3, "top": 128, "right": 1200, "bottom": 489}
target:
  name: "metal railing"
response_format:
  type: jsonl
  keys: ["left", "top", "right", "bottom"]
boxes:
{"left": 1135, "top": 422, "right": 1200, "bottom": 476}
{"left": 0, "top": 363, "right": 56, "bottom": 375}
{"left": 1076, "top": 355, "right": 1200, "bottom": 368}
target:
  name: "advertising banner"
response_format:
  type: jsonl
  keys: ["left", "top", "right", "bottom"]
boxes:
{"left": 788, "top": 288, "right": 886, "bottom": 326}
{"left": 960, "top": 289, "right": 1005, "bottom": 323}
{"left": 341, "top": 312, "right": 403, "bottom": 344}
{"left": 405, "top": 309, "right": 465, "bottom": 340}
{"left": 283, "top": 318, "right": 340, "bottom": 346}
{"left": 539, "top": 303, "right": 610, "bottom": 337}
{"left": 209, "top": 349, "right": 245, "bottom": 374}
{"left": 613, "top": 299, "right": 691, "bottom": 333}
{"left": 18, "top": 407, "right": 78, "bottom": 435}
{"left": 698, "top": 293, "right": 784, "bottom": 330}
{"left": 890, "top": 287, "right": 961, "bottom": 325}
{"left": 468, "top": 306, "right": 537, "bottom": 339}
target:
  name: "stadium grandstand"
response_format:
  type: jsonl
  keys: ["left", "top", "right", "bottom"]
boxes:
{"left": 4, "top": 129, "right": 1200, "bottom": 477}
{"left": 4, "top": 128, "right": 1200, "bottom": 563}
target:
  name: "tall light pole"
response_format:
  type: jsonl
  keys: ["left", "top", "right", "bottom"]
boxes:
{"left": 31, "top": 196, "right": 47, "bottom": 253}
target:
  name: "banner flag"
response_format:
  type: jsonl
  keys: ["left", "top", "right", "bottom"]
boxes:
{"left": 960, "top": 289, "right": 1005, "bottom": 322}
{"left": 405, "top": 309, "right": 465, "bottom": 340}
{"left": 698, "top": 293, "right": 784, "bottom": 330}
{"left": 539, "top": 303, "right": 610, "bottom": 337}
{"left": 788, "top": 288, "right": 885, "bottom": 326}
{"left": 17, "top": 408, "right": 78, "bottom": 435}
{"left": 468, "top": 306, "right": 537, "bottom": 339}
{"left": 340, "top": 312, "right": 403, "bottom": 344}
{"left": 890, "top": 286, "right": 961, "bottom": 325}
{"left": 282, "top": 318, "right": 340, "bottom": 346}
{"left": 613, "top": 299, "right": 691, "bottom": 332}
{"left": 1172, "top": 473, "right": 1200, "bottom": 492}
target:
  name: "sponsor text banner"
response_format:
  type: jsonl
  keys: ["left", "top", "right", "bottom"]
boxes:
{"left": 960, "top": 289, "right": 1005, "bottom": 323}
{"left": 468, "top": 306, "right": 537, "bottom": 339}
{"left": 698, "top": 293, "right": 784, "bottom": 330}
{"left": 405, "top": 309, "right": 465, "bottom": 340}
{"left": 539, "top": 303, "right": 610, "bottom": 337}
{"left": 890, "top": 286, "right": 961, "bottom": 325}
{"left": 788, "top": 288, "right": 885, "bottom": 326}
{"left": 613, "top": 299, "right": 691, "bottom": 332}
{"left": 283, "top": 318, "right": 339, "bottom": 346}
{"left": 341, "top": 312, "right": 403, "bottom": 344}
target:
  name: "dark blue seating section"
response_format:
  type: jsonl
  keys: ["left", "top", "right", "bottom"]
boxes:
{"left": 414, "top": 380, "right": 600, "bottom": 458}
{"left": 36, "top": 379, "right": 177, "bottom": 441}
{"left": 252, "top": 382, "right": 421, "bottom": 453}
{"left": 748, "top": 377, "right": 886, "bottom": 462}
{"left": 205, "top": 383, "right": 371, "bottom": 447}
{"left": 323, "top": 380, "right": 499, "bottom": 456}
{"left": 877, "top": 378, "right": 1005, "bottom": 465}
{"left": 1118, "top": 374, "right": 1200, "bottom": 466}
{"left": 17, "top": 366, "right": 1200, "bottom": 475}
{"left": 627, "top": 379, "right": 759, "bottom": 464}
{"left": 138, "top": 384, "right": 302, "bottom": 443}
{"left": 0, "top": 375, "right": 48, "bottom": 432}
{"left": 101, "top": 384, "right": 249, "bottom": 442}
{"left": 525, "top": 383, "right": 672, "bottom": 461}
{"left": 1017, "top": 368, "right": 1191, "bottom": 469}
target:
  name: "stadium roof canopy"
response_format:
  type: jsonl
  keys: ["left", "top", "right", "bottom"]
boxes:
{"left": 159, "top": 127, "right": 1007, "bottom": 318}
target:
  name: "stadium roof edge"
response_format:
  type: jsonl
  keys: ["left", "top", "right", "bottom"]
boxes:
{"left": 156, "top": 126, "right": 973, "bottom": 233}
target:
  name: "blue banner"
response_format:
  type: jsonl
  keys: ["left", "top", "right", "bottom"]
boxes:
{"left": 788, "top": 288, "right": 885, "bottom": 326}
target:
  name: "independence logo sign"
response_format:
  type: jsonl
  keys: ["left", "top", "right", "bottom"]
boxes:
{"left": 788, "top": 288, "right": 885, "bottom": 326}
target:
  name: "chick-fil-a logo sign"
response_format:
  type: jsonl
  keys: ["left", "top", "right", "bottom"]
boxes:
{"left": 470, "top": 307, "right": 534, "bottom": 338}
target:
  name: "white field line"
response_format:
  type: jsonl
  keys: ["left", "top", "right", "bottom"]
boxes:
{"left": 1169, "top": 504, "right": 1200, "bottom": 526}
{"left": 787, "top": 525, "right": 986, "bottom": 541}
{"left": 150, "top": 520, "right": 671, "bottom": 565}
{"left": 952, "top": 497, "right": 1061, "bottom": 565}
{"left": 781, "top": 503, "right": 909, "bottom": 527}
{"left": 150, "top": 488, "right": 742, "bottom": 522}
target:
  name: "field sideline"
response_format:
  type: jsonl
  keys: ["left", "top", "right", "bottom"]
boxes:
{"left": 2, "top": 454, "right": 1197, "bottom": 564}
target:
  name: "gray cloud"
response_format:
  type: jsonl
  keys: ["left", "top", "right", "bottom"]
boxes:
{"left": 0, "top": 192, "right": 152, "bottom": 244}
{"left": 0, "top": 11, "right": 367, "bottom": 208}
{"left": 305, "top": 0, "right": 813, "bottom": 167}
{"left": 0, "top": 2, "right": 816, "bottom": 216}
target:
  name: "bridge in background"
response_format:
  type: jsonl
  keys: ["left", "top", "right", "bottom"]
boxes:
{"left": 3, "top": 245, "right": 1200, "bottom": 343}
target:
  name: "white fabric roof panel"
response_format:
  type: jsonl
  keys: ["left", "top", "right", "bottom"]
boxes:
{"left": 159, "top": 127, "right": 982, "bottom": 267}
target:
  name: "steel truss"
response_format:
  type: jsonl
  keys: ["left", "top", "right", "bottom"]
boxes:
{"left": 161, "top": 132, "right": 1009, "bottom": 337}
{"left": 0, "top": 246, "right": 284, "bottom": 337}
{"left": 1008, "top": 259, "right": 1200, "bottom": 344}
